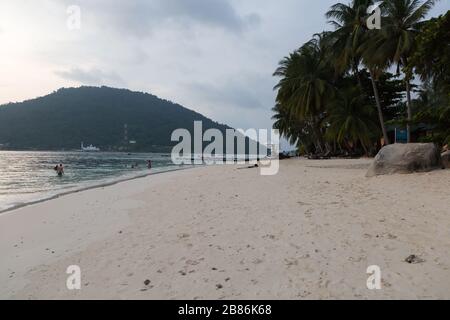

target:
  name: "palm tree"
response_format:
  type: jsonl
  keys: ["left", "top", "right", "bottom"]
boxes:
{"left": 272, "top": 103, "right": 298, "bottom": 145}
{"left": 408, "top": 10, "right": 450, "bottom": 91}
{"left": 326, "top": 86, "right": 379, "bottom": 155}
{"left": 370, "top": 0, "right": 438, "bottom": 142}
{"left": 273, "top": 34, "right": 335, "bottom": 153}
{"left": 272, "top": 103, "right": 316, "bottom": 153}
{"left": 359, "top": 51, "right": 391, "bottom": 145}
{"left": 326, "top": 0, "right": 391, "bottom": 145}
{"left": 325, "top": 0, "right": 372, "bottom": 85}
{"left": 412, "top": 82, "right": 450, "bottom": 146}
{"left": 274, "top": 35, "right": 333, "bottom": 118}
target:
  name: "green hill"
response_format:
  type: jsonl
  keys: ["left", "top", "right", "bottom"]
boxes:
{"left": 0, "top": 86, "right": 236, "bottom": 152}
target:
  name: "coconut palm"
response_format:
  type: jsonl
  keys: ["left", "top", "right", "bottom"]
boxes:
{"left": 326, "top": 0, "right": 391, "bottom": 145}
{"left": 273, "top": 34, "right": 335, "bottom": 152}
{"left": 325, "top": 0, "right": 373, "bottom": 84}
{"left": 360, "top": 51, "right": 392, "bottom": 145}
{"left": 272, "top": 103, "right": 298, "bottom": 145}
{"left": 272, "top": 103, "right": 317, "bottom": 153}
{"left": 274, "top": 35, "right": 334, "bottom": 118}
{"left": 408, "top": 10, "right": 450, "bottom": 89}
{"left": 369, "top": 0, "right": 438, "bottom": 142}
{"left": 326, "top": 86, "right": 379, "bottom": 155}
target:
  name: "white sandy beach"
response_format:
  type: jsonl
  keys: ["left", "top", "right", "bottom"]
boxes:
{"left": 1, "top": 159, "right": 449, "bottom": 299}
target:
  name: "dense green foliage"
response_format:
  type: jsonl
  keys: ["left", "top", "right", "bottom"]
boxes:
{"left": 273, "top": 1, "right": 448, "bottom": 155}
{"left": 0, "top": 86, "right": 232, "bottom": 152}
{"left": 409, "top": 11, "right": 450, "bottom": 91}
{"left": 409, "top": 11, "right": 450, "bottom": 146}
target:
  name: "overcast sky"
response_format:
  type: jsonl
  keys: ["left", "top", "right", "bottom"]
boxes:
{"left": 1, "top": 0, "right": 448, "bottom": 143}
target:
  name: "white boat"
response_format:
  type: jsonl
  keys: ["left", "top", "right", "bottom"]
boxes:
{"left": 81, "top": 142, "right": 100, "bottom": 152}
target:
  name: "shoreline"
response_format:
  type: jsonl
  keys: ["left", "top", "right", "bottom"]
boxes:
{"left": 0, "top": 165, "right": 197, "bottom": 216}
{"left": 2, "top": 158, "right": 450, "bottom": 299}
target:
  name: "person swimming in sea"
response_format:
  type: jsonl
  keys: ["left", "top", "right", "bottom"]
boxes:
{"left": 131, "top": 162, "right": 139, "bottom": 169}
{"left": 54, "top": 163, "right": 64, "bottom": 177}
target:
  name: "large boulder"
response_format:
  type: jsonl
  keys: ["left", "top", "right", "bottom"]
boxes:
{"left": 442, "top": 151, "right": 450, "bottom": 169}
{"left": 367, "top": 143, "right": 441, "bottom": 177}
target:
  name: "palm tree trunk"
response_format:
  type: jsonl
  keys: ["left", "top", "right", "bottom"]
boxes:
{"left": 361, "top": 140, "right": 369, "bottom": 156}
{"left": 369, "top": 69, "right": 390, "bottom": 145}
{"left": 402, "top": 57, "right": 413, "bottom": 143}
{"left": 405, "top": 80, "right": 413, "bottom": 143}
{"left": 312, "top": 116, "right": 324, "bottom": 154}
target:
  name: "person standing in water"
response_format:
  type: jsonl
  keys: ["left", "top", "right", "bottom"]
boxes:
{"left": 55, "top": 163, "right": 64, "bottom": 177}
{"left": 147, "top": 160, "right": 152, "bottom": 169}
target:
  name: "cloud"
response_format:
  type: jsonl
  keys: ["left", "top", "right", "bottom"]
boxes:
{"left": 54, "top": 68, "right": 125, "bottom": 86}
{"left": 2, "top": 0, "right": 449, "bottom": 144}
{"left": 66, "top": 0, "right": 260, "bottom": 37}
{"left": 188, "top": 74, "right": 274, "bottom": 111}
{"left": 158, "top": 0, "right": 246, "bottom": 31}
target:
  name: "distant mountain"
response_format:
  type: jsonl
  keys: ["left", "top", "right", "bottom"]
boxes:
{"left": 0, "top": 86, "right": 236, "bottom": 152}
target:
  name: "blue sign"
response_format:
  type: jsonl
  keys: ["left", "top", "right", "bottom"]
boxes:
{"left": 395, "top": 128, "right": 408, "bottom": 143}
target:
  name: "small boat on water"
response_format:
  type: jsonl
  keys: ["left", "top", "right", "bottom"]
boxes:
{"left": 81, "top": 142, "right": 100, "bottom": 152}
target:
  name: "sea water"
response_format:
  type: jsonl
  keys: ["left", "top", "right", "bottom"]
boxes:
{"left": 0, "top": 151, "right": 183, "bottom": 212}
